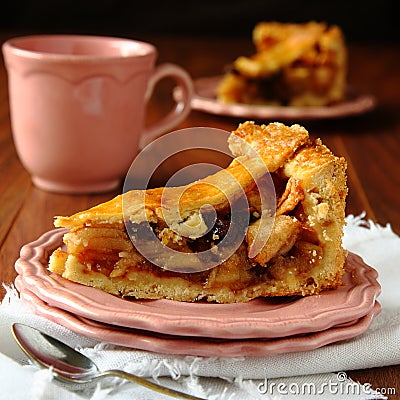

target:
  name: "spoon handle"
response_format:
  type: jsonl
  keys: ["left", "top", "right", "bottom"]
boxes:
{"left": 99, "top": 369, "right": 205, "bottom": 400}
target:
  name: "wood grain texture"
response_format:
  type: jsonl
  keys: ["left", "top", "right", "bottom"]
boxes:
{"left": 0, "top": 33, "right": 399, "bottom": 396}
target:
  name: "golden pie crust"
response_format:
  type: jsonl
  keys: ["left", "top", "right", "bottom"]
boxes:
{"left": 217, "top": 22, "right": 347, "bottom": 107}
{"left": 49, "top": 122, "right": 348, "bottom": 303}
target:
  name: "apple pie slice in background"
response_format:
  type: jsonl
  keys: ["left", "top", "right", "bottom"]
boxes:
{"left": 217, "top": 21, "right": 347, "bottom": 107}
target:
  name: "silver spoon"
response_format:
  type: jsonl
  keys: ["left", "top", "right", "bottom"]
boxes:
{"left": 12, "top": 323, "right": 205, "bottom": 400}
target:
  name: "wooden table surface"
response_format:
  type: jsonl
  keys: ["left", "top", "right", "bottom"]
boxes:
{"left": 0, "top": 32, "right": 399, "bottom": 396}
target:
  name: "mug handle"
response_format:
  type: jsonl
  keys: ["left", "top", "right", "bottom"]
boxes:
{"left": 139, "top": 63, "right": 194, "bottom": 150}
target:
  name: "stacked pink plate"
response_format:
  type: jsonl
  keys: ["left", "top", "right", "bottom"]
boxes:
{"left": 14, "top": 229, "right": 381, "bottom": 357}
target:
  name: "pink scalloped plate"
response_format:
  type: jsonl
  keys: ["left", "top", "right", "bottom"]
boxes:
{"left": 185, "top": 76, "right": 376, "bottom": 120}
{"left": 15, "top": 229, "right": 381, "bottom": 339}
{"left": 15, "top": 279, "right": 381, "bottom": 357}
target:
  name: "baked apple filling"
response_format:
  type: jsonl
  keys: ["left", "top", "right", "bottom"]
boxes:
{"left": 49, "top": 121, "right": 347, "bottom": 303}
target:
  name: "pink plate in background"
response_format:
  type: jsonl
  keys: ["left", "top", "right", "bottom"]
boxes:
{"left": 184, "top": 75, "right": 377, "bottom": 120}
{"left": 15, "top": 229, "right": 381, "bottom": 339}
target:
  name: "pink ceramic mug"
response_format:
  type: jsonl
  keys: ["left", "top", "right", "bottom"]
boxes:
{"left": 2, "top": 35, "right": 193, "bottom": 193}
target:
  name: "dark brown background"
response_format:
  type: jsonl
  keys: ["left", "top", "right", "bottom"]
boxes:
{"left": 0, "top": 0, "right": 398, "bottom": 42}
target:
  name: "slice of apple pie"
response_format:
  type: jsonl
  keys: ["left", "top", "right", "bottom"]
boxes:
{"left": 217, "top": 21, "right": 347, "bottom": 107}
{"left": 49, "top": 122, "right": 347, "bottom": 303}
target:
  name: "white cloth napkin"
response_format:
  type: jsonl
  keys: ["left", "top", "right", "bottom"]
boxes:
{"left": 1, "top": 213, "right": 399, "bottom": 400}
